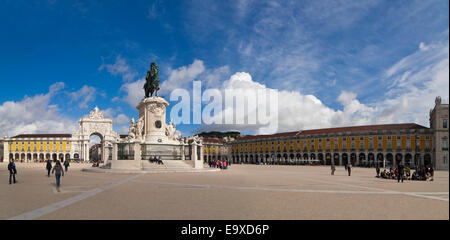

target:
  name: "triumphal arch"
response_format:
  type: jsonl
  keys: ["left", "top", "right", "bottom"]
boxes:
{"left": 71, "top": 106, "right": 120, "bottom": 163}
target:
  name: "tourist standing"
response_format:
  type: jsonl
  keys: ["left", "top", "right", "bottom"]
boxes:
{"left": 52, "top": 161, "right": 64, "bottom": 190}
{"left": 428, "top": 164, "right": 434, "bottom": 181}
{"left": 223, "top": 160, "right": 227, "bottom": 170}
{"left": 347, "top": 163, "right": 352, "bottom": 176}
{"left": 46, "top": 160, "right": 52, "bottom": 177}
{"left": 331, "top": 163, "right": 336, "bottom": 175}
{"left": 8, "top": 159, "right": 17, "bottom": 184}
{"left": 376, "top": 165, "right": 380, "bottom": 177}
{"left": 397, "top": 163, "right": 405, "bottom": 183}
{"left": 63, "top": 159, "right": 70, "bottom": 172}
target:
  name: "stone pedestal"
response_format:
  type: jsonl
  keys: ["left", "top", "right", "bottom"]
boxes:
{"left": 136, "top": 97, "right": 178, "bottom": 144}
{"left": 191, "top": 141, "right": 204, "bottom": 169}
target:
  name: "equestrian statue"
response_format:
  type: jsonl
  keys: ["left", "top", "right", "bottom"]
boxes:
{"left": 144, "top": 62, "right": 160, "bottom": 97}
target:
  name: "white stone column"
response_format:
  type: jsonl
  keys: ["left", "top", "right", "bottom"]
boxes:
{"left": 135, "top": 142, "right": 142, "bottom": 170}
{"left": 181, "top": 143, "right": 185, "bottom": 161}
{"left": 84, "top": 143, "right": 87, "bottom": 163}
{"left": 3, "top": 141, "right": 9, "bottom": 163}
{"left": 191, "top": 141, "right": 203, "bottom": 169}
{"left": 101, "top": 141, "right": 106, "bottom": 166}
{"left": 200, "top": 144, "right": 204, "bottom": 163}
{"left": 112, "top": 143, "right": 117, "bottom": 161}
{"left": 191, "top": 143, "right": 197, "bottom": 164}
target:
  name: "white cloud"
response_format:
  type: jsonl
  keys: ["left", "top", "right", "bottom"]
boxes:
{"left": 69, "top": 85, "right": 98, "bottom": 109}
{"left": 113, "top": 114, "right": 129, "bottom": 125}
{"left": 375, "top": 39, "right": 449, "bottom": 125}
{"left": 159, "top": 59, "right": 205, "bottom": 95}
{"left": 117, "top": 125, "right": 129, "bottom": 135}
{"left": 196, "top": 39, "right": 448, "bottom": 134}
{"left": 0, "top": 83, "right": 78, "bottom": 137}
{"left": 419, "top": 42, "right": 429, "bottom": 51}
{"left": 120, "top": 78, "right": 146, "bottom": 107}
{"left": 147, "top": 3, "right": 158, "bottom": 19}
{"left": 98, "top": 56, "right": 137, "bottom": 82}
{"left": 196, "top": 72, "right": 376, "bottom": 134}
{"left": 203, "top": 65, "right": 231, "bottom": 88}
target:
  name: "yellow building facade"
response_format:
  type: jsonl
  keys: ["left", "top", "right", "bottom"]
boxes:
{"left": 229, "top": 123, "right": 434, "bottom": 168}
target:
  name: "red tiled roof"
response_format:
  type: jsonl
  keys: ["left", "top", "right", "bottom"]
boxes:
{"left": 239, "top": 131, "right": 300, "bottom": 141}
{"left": 11, "top": 134, "right": 72, "bottom": 138}
{"left": 203, "top": 138, "right": 226, "bottom": 144}
{"left": 237, "top": 123, "right": 428, "bottom": 141}
{"left": 299, "top": 123, "right": 427, "bottom": 135}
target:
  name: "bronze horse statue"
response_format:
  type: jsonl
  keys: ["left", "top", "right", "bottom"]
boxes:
{"left": 144, "top": 62, "right": 160, "bottom": 97}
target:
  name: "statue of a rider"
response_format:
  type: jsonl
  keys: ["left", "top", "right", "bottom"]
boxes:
{"left": 144, "top": 62, "right": 160, "bottom": 97}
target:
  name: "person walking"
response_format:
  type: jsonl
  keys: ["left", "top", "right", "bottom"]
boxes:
{"left": 52, "top": 161, "right": 64, "bottom": 190}
{"left": 63, "top": 159, "right": 70, "bottom": 172}
{"left": 223, "top": 160, "right": 227, "bottom": 170}
{"left": 46, "top": 160, "right": 52, "bottom": 177}
{"left": 347, "top": 163, "right": 352, "bottom": 176}
{"left": 376, "top": 165, "right": 380, "bottom": 177}
{"left": 331, "top": 163, "right": 336, "bottom": 175}
{"left": 397, "top": 163, "right": 405, "bottom": 183}
{"left": 8, "top": 159, "right": 17, "bottom": 184}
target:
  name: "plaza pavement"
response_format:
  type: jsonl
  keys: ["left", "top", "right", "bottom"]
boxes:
{"left": 1, "top": 162, "right": 448, "bottom": 220}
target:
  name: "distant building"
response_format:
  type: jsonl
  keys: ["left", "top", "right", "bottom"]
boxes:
{"left": 202, "top": 138, "right": 229, "bottom": 163}
{"left": 89, "top": 143, "right": 103, "bottom": 163}
{"left": 1, "top": 107, "right": 119, "bottom": 163}
{"left": 207, "top": 97, "right": 449, "bottom": 170}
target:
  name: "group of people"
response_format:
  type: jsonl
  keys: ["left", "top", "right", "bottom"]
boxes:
{"left": 208, "top": 159, "right": 230, "bottom": 169}
{"left": 375, "top": 164, "right": 434, "bottom": 182}
{"left": 7, "top": 159, "right": 71, "bottom": 191}
{"left": 331, "top": 163, "right": 353, "bottom": 176}
{"left": 148, "top": 156, "right": 163, "bottom": 165}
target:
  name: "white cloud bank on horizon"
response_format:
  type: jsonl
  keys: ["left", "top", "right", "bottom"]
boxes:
{"left": 195, "top": 39, "right": 449, "bottom": 134}
{"left": 0, "top": 83, "right": 134, "bottom": 137}
{"left": 117, "top": 38, "right": 448, "bottom": 136}
{"left": 0, "top": 83, "right": 79, "bottom": 137}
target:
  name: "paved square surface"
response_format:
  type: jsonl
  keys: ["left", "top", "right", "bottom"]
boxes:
{"left": 1, "top": 163, "right": 448, "bottom": 219}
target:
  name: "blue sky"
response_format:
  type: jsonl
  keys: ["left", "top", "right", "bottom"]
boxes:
{"left": 0, "top": 0, "right": 449, "bottom": 137}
